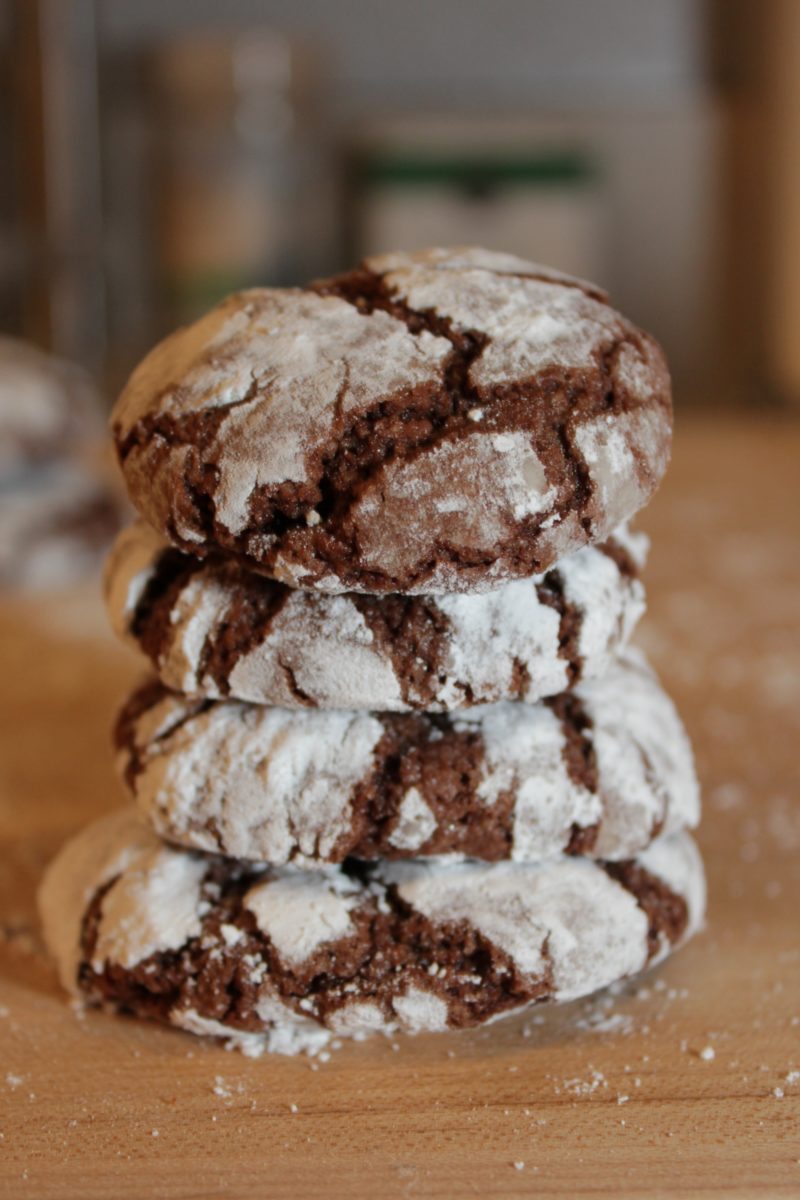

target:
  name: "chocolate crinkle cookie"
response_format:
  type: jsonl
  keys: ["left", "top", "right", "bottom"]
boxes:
{"left": 38, "top": 807, "right": 705, "bottom": 1056}
{"left": 111, "top": 247, "right": 672, "bottom": 594}
{"left": 104, "top": 519, "right": 647, "bottom": 710}
{"left": 113, "top": 650, "right": 699, "bottom": 867}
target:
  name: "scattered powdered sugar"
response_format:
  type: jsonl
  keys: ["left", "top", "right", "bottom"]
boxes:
{"left": 576, "top": 1010, "right": 635, "bottom": 1036}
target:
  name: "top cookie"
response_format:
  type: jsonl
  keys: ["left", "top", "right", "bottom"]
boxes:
{"left": 112, "top": 247, "right": 671, "bottom": 594}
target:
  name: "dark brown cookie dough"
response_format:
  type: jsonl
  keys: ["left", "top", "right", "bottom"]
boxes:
{"left": 111, "top": 247, "right": 671, "bottom": 594}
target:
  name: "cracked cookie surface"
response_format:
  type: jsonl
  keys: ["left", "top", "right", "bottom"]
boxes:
{"left": 104, "top": 518, "right": 646, "bottom": 711}
{"left": 112, "top": 247, "right": 672, "bottom": 594}
{"left": 113, "top": 650, "right": 699, "bottom": 866}
{"left": 38, "top": 806, "right": 704, "bottom": 1054}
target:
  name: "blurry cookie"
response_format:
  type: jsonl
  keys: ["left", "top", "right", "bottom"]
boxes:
{"left": 112, "top": 246, "right": 671, "bottom": 594}
{"left": 114, "top": 651, "right": 699, "bottom": 866}
{"left": 38, "top": 806, "right": 705, "bottom": 1054}
{"left": 0, "top": 336, "right": 101, "bottom": 478}
{"left": 0, "top": 464, "right": 122, "bottom": 590}
{"left": 105, "top": 519, "right": 646, "bottom": 710}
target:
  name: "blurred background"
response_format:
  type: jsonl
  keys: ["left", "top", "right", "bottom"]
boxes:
{"left": 0, "top": 0, "right": 798, "bottom": 591}
{"left": 0, "top": 0, "right": 798, "bottom": 405}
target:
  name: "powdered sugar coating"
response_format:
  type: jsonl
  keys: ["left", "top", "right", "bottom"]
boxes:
{"left": 370, "top": 247, "right": 621, "bottom": 387}
{"left": 345, "top": 429, "right": 557, "bottom": 585}
{"left": 118, "top": 650, "right": 699, "bottom": 866}
{"left": 114, "top": 288, "right": 449, "bottom": 546}
{"left": 104, "top": 520, "right": 647, "bottom": 711}
{"left": 118, "top": 696, "right": 385, "bottom": 865}
{"left": 90, "top": 850, "right": 206, "bottom": 971}
{"left": 584, "top": 650, "right": 700, "bottom": 857}
{"left": 38, "top": 807, "right": 704, "bottom": 1051}
{"left": 244, "top": 872, "right": 363, "bottom": 966}
{"left": 383, "top": 857, "right": 648, "bottom": 1000}
{"left": 112, "top": 246, "right": 671, "bottom": 594}
{"left": 37, "top": 806, "right": 188, "bottom": 993}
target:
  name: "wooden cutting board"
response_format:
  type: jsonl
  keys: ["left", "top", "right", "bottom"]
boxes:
{"left": 1, "top": 415, "right": 798, "bottom": 1199}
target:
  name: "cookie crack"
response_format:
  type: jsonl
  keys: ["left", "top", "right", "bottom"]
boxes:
{"left": 276, "top": 658, "right": 314, "bottom": 707}
{"left": 544, "top": 689, "right": 599, "bottom": 794}
{"left": 314, "top": 262, "right": 489, "bottom": 411}
{"left": 603, "top": 861, "right": 689, "bottom": 959}
{"left": 305, "top": 267, "right": 491, "bottom": 546}
{"left": 199, "top": 570, "right": 290, "bottom": 696}
{"left": 596, "top": 533, "right": 638, "bottom": 580}
{"left": 115, "top": 371, "right": 264, "bottom": 465}
{"left": 350, "top": 592, "right": 456, "bottom": 709}
{"left": 536, "top": 568, "right": 584, "bottom": 688}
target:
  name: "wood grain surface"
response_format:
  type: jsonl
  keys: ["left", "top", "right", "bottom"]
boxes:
{"left": 0, "top": 415, "right": 798, "bottom": 1199}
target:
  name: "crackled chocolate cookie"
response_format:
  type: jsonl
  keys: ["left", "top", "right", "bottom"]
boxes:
{"left": 38, "top": 807, "right": 705, "bottom": 1055}
{"left": 111, "top": 246, "right": 671, "bottom": 594}
{"left": 105, "top": 519, "right": 646, "bottom": 710}
{"left": 114, "top": 651, "right": 699, "bottom": 866}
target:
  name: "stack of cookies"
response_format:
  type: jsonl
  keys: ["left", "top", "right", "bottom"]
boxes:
{"left": 39, "top": 248, "right": 704, "bottom": 1056}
